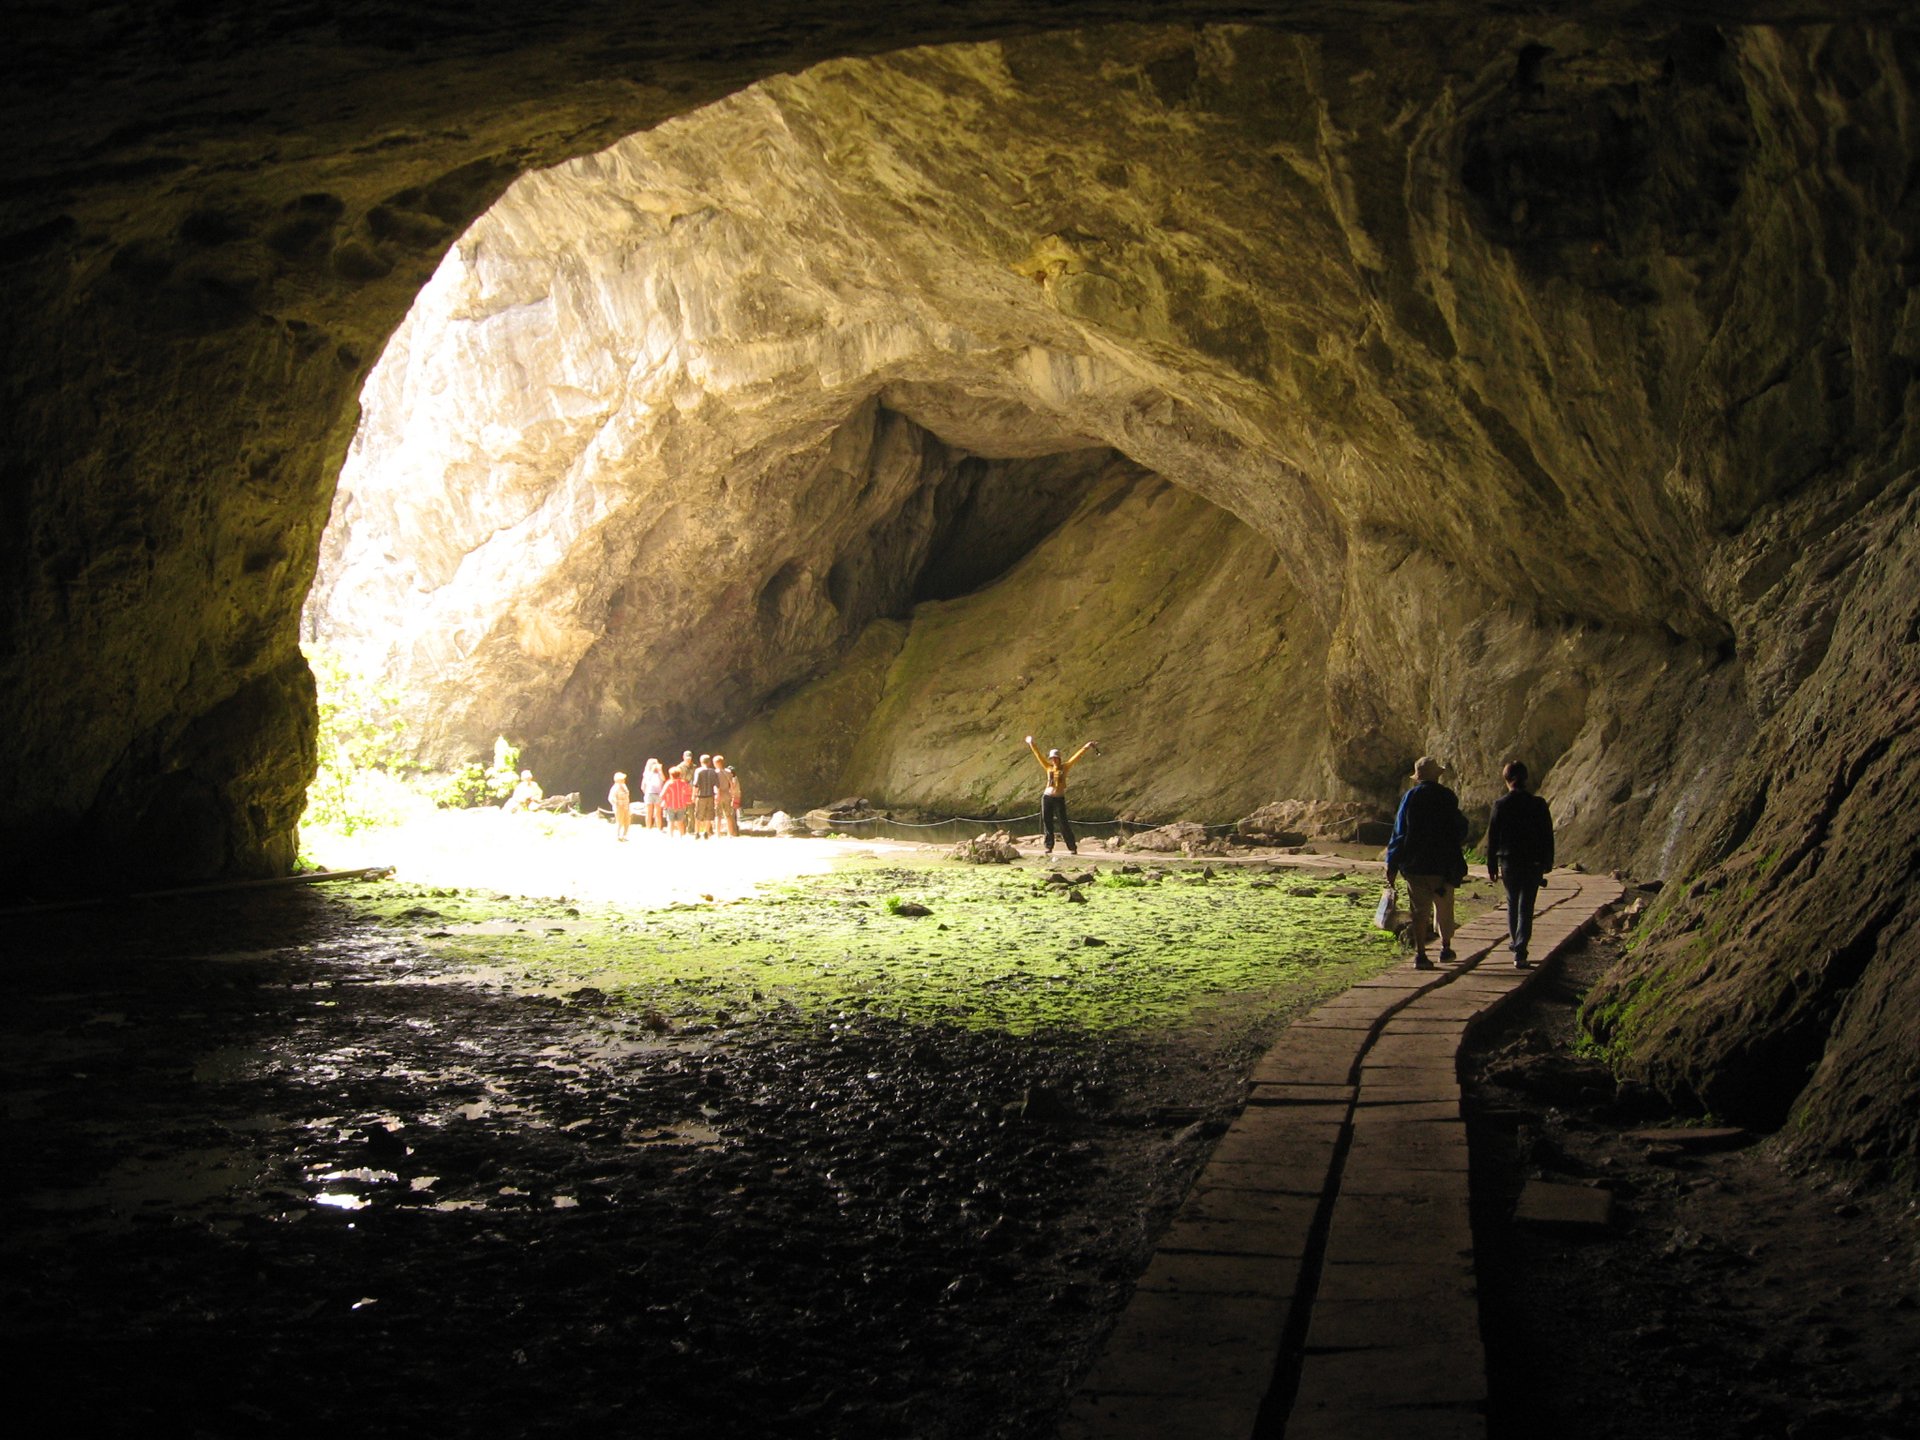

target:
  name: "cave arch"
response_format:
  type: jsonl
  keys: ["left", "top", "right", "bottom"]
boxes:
{"left": 6, "top": 5, "right": 1920, "bottom": 1165}
{"left": 304, "top": 40, "right": 1377, "bottom": 818}
{"left": 304, "top": 28, "right": 1718, "bottom": 829}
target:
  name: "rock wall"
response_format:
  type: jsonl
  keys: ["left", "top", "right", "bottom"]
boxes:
{"left": 4, "top": 7, "right": 1918, "bottom": 1169}
{"left": 311, "top": 26, "right": 1751, "bottom": 862}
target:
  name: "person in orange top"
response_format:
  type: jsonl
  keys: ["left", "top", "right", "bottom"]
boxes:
{"left": 1025, "top": 734, "right": 1098, "bottom": 857}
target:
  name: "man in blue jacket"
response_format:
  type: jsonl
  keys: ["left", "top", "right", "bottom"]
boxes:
{"left": 1486, "top": 760, "right": 1555, "bottom": 968}
{"left": 1385, "top": 755, "right": 1468, "bottom": 969}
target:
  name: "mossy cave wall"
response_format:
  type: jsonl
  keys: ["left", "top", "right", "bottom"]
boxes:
{"left": 3, "top": 3, "right": 1917, "bottom": 1172}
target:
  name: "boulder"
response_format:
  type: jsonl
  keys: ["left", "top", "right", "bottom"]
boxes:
{"left": 952, "top": 831, "right": 1020, "bottom": 864}
{"left": 1236, "top": 800, "right": 1391, "bottom": 845}
{"left": 1116, "top": 821, "right": 1229, "bottom": 856}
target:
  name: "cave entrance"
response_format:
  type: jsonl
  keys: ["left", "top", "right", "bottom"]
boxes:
{"left": 300, "top": 36, "right": 1335, "bottom": 868}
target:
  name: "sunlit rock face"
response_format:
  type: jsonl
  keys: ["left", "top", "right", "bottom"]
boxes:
{"left": 5, "top": 10, "right": 1920, "bottom": 1168}
{"left": 315, "top": 28, "right": 1732, "bottom": 847}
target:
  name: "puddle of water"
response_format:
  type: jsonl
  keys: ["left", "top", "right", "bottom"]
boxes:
{"left": 552, "top": 1195, "right": 579, "bottom": 1209}
{"left": 317, "top": 1168, "right": 399, "bottom": 1185}
{"left": 313, "top": 1192, "right": 368, "bottom": 1211}
{"left": 431, "top": 1199, "right": 488, "bottom": 1212}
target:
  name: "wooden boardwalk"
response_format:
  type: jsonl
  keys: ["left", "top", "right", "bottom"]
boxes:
{"left": 1063, "top": 870, "right": 1625, "bottom": 1440}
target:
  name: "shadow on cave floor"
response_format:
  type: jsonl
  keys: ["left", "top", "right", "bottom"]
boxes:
{"left": 1464, "top": 931, "right": 1920, "bottom": 1440}
{"left": 0, "top": 883, "right": 1285, "bottom": 1439}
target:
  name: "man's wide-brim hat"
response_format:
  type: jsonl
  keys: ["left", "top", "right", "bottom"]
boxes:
{"left": 1414, "top": 755, "right": 1445, "bottom": 781}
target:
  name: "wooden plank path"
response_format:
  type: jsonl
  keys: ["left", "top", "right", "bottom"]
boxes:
{"left": 1062, "top": 870, "right": 1624, "bottom": 1440}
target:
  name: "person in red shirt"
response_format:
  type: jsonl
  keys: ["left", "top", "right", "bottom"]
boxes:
{"left": 661, "top": 765, "right": 693, "bottom": 836}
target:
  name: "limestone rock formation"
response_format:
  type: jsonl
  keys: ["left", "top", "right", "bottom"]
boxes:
{"left": 1236, "top": 800, "right": 1391, "bottom": 846}
{"left": 4, "top": 6, "right": 1920, "bottom": 1169}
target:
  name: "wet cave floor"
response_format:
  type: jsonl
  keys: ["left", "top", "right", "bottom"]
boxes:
{"left": 1, "top": 843, "right": 1407, "bottom": 1438}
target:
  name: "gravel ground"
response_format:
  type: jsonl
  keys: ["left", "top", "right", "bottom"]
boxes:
{"left": 3, "top": 855, "right": 1378, "bottom": 1438}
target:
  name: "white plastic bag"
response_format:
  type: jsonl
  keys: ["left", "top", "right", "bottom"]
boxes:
{"left": 1373, "top": 884, "right": 1400, "bottom": 931}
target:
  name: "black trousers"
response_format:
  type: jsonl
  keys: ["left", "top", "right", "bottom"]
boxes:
{"left": 1041, "top": 794, "right": 1076, "bottom": 853}
{"left": 1504, "top": 875, "right": 1541, "bottom": 955}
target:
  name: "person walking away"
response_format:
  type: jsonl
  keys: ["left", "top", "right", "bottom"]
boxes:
{"left": 662, "top": 764, "right": 692, "bottom": 836}
{"left": 1385, "top": 755, "right": 1468, "bottom": 969}
{"left": 1486, "top": 760, "right": 1555, "bottom": 968}
{"left": 609, "top": 771, "right": 632, "bottom": 841}
{"left": 692, "top": 753, "right": 721, "bottom": 840}
{"left": 1025, "top": 735, "right": 1098, "bottom": 858}
{"left": 640, "top": 758, "right": 666, "bottom": 831}
{"left": 716, "top": 755, "right": 741, "bottom": 836}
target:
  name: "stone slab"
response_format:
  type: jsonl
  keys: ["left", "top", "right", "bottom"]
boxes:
{"left": 1196, "top": 1158, "right": 1333, "bottom": 1196}
{"left": 1344, "top": 1120, "right": 1468, "bottom": 1165}
{"left": 1285, "top": 1400, "right": 1487, "bottom": 1440}
{"left": 1250, "top": 1041, "right": 1365, "bottom": 1084}
{"left": 1334, "top": 1158, "right": 1468, "bottom": 1199}
{"left": 1292, "top": 1340, "right": 1488, "bottom": 1410}
{"left": 1305, "top": 1292, "right": 1483, "bottom": 1351}
{"left": 1078, "top": 1290, "right": 1289, "bottom": 1399}
{"left": 1314, "top": 1258, "right": 1475, "bottom": 1305}
{"left": 1356, "top": 1086, "right": 1461, "bottom": 1108}
{"left": 1244, "top": 1083, "right": 1354, "bottom": 1108}
{"left": 1348, "top": 1099, "right": 1461, "bottom": 1123}
{"left": 1293, "top": 1006, "right": 1395, "bottom": 1025}
{"left": 1181, "top": 1186, "right": 1322, "bottom": 1233}
{"left": 1364, "top": 1033, "right": 1461, "bottom": 1061}
{"left": 1135, "top": 1247, "right": 1307, "bottom": 1300}
{"left": 1324, "top": 1194, "right": 1472, "bottom": 1265}
{"left": 1060, "top": 1387, "right": 1264, "bottom": 1440}
{"left": 1158, "top": 1211, "right": 1317, "bottom": 1259}
{"left": 1513, "top": 1180, "right": 1614, "bottom": 1230}
{"left": 1206, "top": 1125, "right": 1344, "bottom": 1171}
{"left": 1244, "top": 1098, "right": 1351, "bottom": 1136}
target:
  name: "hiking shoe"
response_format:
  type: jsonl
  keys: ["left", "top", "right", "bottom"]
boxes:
{"left": 1439, "top": 946, "right": 1456, "bottom": 962}
{"left": 1514, "top": 957, "right": 1533, "bottom": 970}
{"left": 1413, "top": 955, "right": 1435, "bottom": 970}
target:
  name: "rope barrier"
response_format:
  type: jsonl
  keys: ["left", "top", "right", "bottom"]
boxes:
{"left": 594, "top": 804, "right": 1244, "bottom": 834}
{"left": 814, "top": 811, "right": 1165, "bottom": 830}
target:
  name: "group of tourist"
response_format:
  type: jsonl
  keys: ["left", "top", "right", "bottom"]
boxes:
{"left": 606, "top": 751, "right": 742, "bottom": 841}
{"left": 1384, "top": 754, "right": 1555, "bottom": 970}
{"left": 511, "top": 725, "right": 1550, "bottom": 967}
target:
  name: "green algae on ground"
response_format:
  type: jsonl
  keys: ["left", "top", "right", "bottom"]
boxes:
{"left": 334, "top": 855, "right": 1405, "bottom": 1034}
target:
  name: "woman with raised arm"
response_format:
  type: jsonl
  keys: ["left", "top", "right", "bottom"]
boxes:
{"left": 1025, "top": 734, "right": 1099, "bottom": 858}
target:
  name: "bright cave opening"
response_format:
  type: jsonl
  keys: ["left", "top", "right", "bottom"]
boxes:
{"left": 298, "top": 38, "right": 1344, "bottom": 884}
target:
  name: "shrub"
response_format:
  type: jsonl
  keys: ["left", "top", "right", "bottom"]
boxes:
{"left": 432, "top": 735, "right": 523, "bottom": 809}
{"left": 301, "top": 646, "right": 420, "bottom": 834}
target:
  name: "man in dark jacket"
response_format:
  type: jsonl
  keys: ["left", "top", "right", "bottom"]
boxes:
{"left": 1385, "top": 755, "right": 1468, "bottom": 968}
{"left": 1486, "top": 760, "right": 1555, "bottom": 968}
